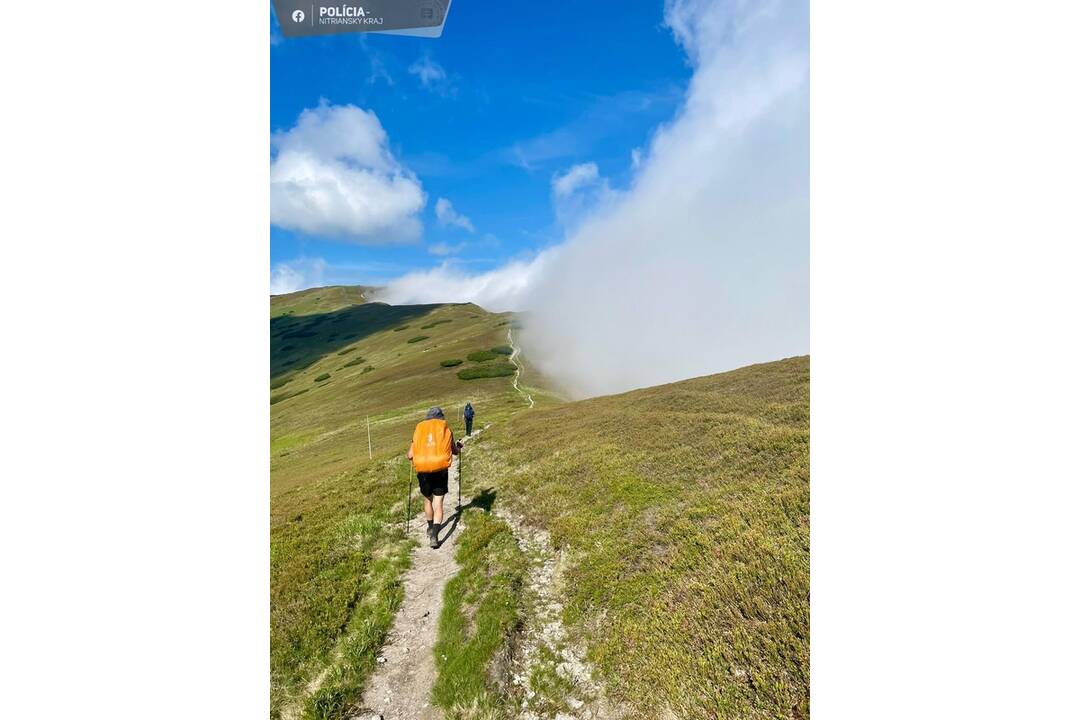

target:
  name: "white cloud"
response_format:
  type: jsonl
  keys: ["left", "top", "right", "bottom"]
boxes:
{"left": 270, "top": 102, "right": 425, "bottom": 242}
{"left": 358, "top": 36, "right": 395, "bottom": 86}
{"left": 368, "top": 54, "right": 394, "bottom": 86}
{"left": 551, "top": 162, "right": 600, "bottom": 197}
{"left": 408, "top": 56, "right": 452, "bottom": 94}
{"left": 270, "top": 257, "right": 327, "bottom": 295}
{"left": 383, "top": 0, "right": 808, "bottom": 398}
{"left": 434, "top": 197, "right": 475, "bottom": 232}
{"left": 630, "top": 148, "right": 643, "bottom": 169}
{"left": 270, "top": 257, "right": 415, "bottom": 294}
{"left": 428, "top": 242, "right": 466, "bottom": 256}
{"left": 551, "top": 161, "right": 616, "bottom": 228}
{"left": 500, "top": 89, "right": 680, "bottom": 171}
{"left": 378, "top": 253, "right": 554, "bottom": 312}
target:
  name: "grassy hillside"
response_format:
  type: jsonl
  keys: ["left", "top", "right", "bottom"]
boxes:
{"left": 270, "top": 291, "right": 543, "bottom": 719}
{"left": 271, "top": 301, "right": 550, "bottom": 497}
{"left": 459, "top": 357, "right": 810, "bottom": 719}
{"left": 269, "top": 285, "right": 808, "bottom": 720}
{"left": 271, "top": 285, "right": 375, "bottom": 317}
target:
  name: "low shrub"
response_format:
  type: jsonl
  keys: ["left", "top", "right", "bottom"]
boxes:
{"left": 393, "top": 325, "right": 410, "bottom": 332}
{"left": 467, "top": 350, "right": 498, "bottom": 363}
{"left": 420, "top": 319, "right": 453, "bottom": 329}
{"left": 270, "top": 374, "right": 294, "bottom": 390}
{"left": 457, "top": 363, "right": 516, "bottom": 380}
{"left": 440, "top": 359, "right": 464, "bottom": 367}
{"left": 362, "top": 366, "right": 375, "bottom": 374}
{"left": 407, "top": 335, "right": 429, "bottom": 344}
{"left": 337, "top": 347, "right": 356, "bottom": 355}
{"left": 490, "top": 345, "right": 513, "bottom": 356}
{"left": 342, "top": 356, "right": 366, "bottom": 368}
{"left": 314, "top": 373, "right": 331, "bottom": 382}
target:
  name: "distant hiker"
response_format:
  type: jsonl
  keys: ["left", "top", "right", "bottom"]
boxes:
{"left": 407, "top": 407, "right": 462, "bottom": 548}
{"left": 463, "top": 402, "right": 475, "bottom": 436}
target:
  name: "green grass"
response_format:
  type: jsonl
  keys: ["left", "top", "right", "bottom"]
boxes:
{"left": 270, "top": 288, "right": 806, "bottom": 720}
{"left": 458, "top": 363, "right": 517, "bottom": 380}
{"left": 421, "top": 319, "right": 454, "bottom": 329}
{"left": 342, "top": 356, "right": 366, "bottom": 368}
{"left": 270, "top": 431, "right": 319, "bottom": 456}
{"left": 270, "top": 388, "right": 310, "bottom": 405}
{"left": 271, "top": 374, "right": 294, "bottom": 390}
{"left": 271, "top": 302, "right": 438, "bottom": 378}
{"left": 523, "top": 644, "right": 581, "bottom": 718}
{"left": 407, "top": 335, "right": 429, "bottom": 344}
{"left": 314, "top": 373, "right": 331, "bottom": 382}
{"left": 271, "top": 285, "right": 373, "bottom": 318}
{"left": 271, "top": 298, "right": 528, "bottom": 718}
{"left": 490, "top": 345, "right": 513, "bottom": 356}
{"left": 463, "top": 357, "right": 810, "bottom": 719}
{"left": 271, "top": 460, "right": 413, "bottom": 719}
{"left": 467, "top": 350, "right": 499, "bottom": 363}
{"left": 441, "top": 359, "right": 464, "bottom": 367}
{"left": 271, "top": 300, "right": 530, "bottom": 496}
{"left": 433, "top": 511, "right": 527, "bottom": 720}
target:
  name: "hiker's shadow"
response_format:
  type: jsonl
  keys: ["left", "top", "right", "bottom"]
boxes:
{"left": 436, "top": 488, "right": 497, "bottom": 546}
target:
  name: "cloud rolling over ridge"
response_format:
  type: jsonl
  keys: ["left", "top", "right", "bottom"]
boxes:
{"left": 380, "top": 0, "right": 808, "bottom": 398}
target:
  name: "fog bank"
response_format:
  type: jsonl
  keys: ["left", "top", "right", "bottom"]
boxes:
{"left": 380, "top": 0, "right": 808, "bottom": 398}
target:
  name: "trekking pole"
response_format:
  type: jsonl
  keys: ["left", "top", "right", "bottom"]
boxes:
{"left": 457, "top": 445, "right": 463, "bottom": 511}
{"left": 404, "top": 459, "right": 412, "bottom": 536}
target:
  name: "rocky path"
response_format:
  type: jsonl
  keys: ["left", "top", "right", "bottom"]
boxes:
{"left": 496, "top": 509, "right": 619, "bottom": 720}
{"left": 350, "top": 422, "right": 620, "bottom": 720}
{"left": 354, "top": 436, "right": 475, "bottom": 720}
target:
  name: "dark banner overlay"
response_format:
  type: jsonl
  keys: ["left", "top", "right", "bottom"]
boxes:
{"left": 273, "top": 0, "right": 452, "bottom": 38}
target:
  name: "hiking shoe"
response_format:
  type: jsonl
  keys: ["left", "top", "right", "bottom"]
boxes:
{"left": 429, "top": 524, "right": 440, "bottom": 548}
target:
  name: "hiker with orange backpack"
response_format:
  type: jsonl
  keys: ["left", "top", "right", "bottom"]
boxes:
{"left": 407, "top": 407, "right": 462, "bottom": 548}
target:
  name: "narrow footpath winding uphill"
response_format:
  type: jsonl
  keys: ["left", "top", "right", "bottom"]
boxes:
{"left": 358, "top": 444, "right": 471, "bottom": 720}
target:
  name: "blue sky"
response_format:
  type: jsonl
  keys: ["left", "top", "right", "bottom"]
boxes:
{"left": 270, "top": 1, "right": 693, "bottom": 291}
{"left": 271, "top": 0, "right": 808, "bottom": 395}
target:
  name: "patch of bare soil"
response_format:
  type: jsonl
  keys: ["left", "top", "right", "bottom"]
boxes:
{"left": 496, "top": 509, "right": 625, "bottom": 720}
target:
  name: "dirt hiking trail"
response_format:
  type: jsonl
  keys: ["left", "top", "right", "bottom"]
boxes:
{"left": 353, "top": 382, "right": 617, "bottom": 719}
{"left": 507, "top": 328, "right": 535, "bottom": 409}
{"left": 355, "top": 432, "right": 478, "bottom": 720}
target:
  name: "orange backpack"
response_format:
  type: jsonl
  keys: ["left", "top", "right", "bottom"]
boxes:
{"left": 411, "top": 418, "right": 453, "bottom": 472}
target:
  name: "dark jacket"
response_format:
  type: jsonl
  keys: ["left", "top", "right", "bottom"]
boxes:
{"left": 463, "top": 403, "right": 475, "bottom": 419}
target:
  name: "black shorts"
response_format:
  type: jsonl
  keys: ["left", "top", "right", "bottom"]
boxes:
{"left": 417, "top": 469, "right": 449, "bottom": 498}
